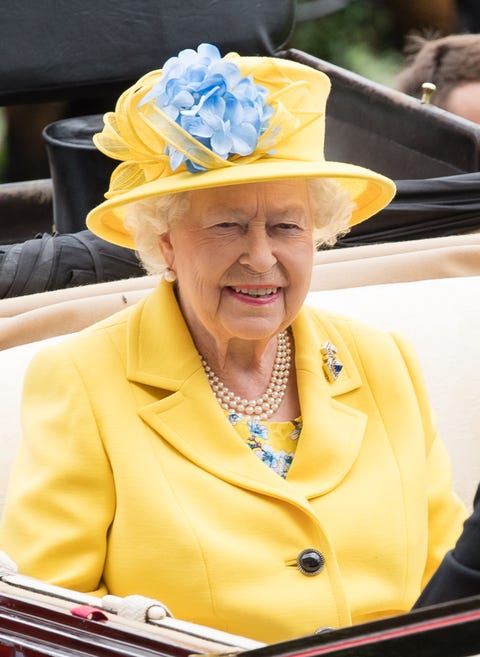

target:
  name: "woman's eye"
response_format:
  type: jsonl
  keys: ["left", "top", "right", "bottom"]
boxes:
{"left": 216, "top": 222, "right": 238, "bottom": 228}
{"left": 276, "top": 223, "right": 301, "bottom": 231}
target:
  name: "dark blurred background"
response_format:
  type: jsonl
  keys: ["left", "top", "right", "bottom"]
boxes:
{"left": 1, "top": 0, "right": 479, "bottom": 184}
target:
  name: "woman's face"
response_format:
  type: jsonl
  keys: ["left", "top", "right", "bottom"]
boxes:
{"left": 158, "top": 179, "right": 315, "bottom": 347}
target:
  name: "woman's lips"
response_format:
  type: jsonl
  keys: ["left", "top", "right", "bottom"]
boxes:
{"left": 226, "top": 285, "right": 281, "bottom": 305}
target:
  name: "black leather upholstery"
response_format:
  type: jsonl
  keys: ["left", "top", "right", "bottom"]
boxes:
{"left": 285, "top": 49, "right": 480, "bottom": 180}
{"left": 0, "top": 1, "right": 296, "bottom": 105}
{"left": 0, "top": 230, "right": 142, "bottom": 298}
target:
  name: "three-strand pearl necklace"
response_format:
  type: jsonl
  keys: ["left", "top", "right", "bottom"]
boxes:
{"left": 200, "top": 330, "right": 292, "bottom": 421}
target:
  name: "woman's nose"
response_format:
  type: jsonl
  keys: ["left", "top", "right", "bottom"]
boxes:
{"left": 238, "top": 228, "right": 277, "bottom": 272}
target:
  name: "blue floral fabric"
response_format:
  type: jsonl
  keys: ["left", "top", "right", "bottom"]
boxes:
{"left": 139, "top": 43, "right": 273, "bottom": 172}
{"left": 227, "top": 412, "right": 302, "bottom": 478}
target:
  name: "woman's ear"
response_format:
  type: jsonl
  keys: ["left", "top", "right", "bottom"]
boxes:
{"left": 158, "top": 232, "right": 174, "bottom": 268}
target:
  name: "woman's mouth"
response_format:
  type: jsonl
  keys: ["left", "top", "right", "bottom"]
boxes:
{"left": 226, "top": 286, "right": 281, "bottom": 305}
{"left": 230, "top": 286, "right": 279, "bottom": 298}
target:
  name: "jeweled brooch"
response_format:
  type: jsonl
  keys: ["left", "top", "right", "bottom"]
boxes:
{"left": 321, "top": 341, "right": 343, "bottom": 383}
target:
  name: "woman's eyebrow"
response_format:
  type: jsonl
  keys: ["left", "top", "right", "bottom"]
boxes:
{"left": 206, "top": 203, "right": 247, "bottom": 216}
{"left": 268, "top": 206, "right": 308, "bottom": 221}
{"left": 209, "top": 205, "right": 307, "bottom": 218}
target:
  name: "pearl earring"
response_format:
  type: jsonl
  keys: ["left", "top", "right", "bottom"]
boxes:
{"left": 164, "top": 268, "right": 177, "bottom": 283}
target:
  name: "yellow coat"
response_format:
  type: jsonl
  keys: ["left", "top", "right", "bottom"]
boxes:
{"left": 0, "top": 280, "right": 465, "bottom": 643}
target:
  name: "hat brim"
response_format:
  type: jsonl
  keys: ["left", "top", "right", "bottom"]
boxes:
{"left": 86, "top": 158, "right": 396, "bottom": 249}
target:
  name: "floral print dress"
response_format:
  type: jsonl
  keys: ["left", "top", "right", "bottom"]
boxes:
{"left": 227, "top": 412, "right": 302, "bottom": 478}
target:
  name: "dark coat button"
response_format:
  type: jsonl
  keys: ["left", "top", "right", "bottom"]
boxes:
{"left": 297, "top": 548, "right": 325, "bottom": 576}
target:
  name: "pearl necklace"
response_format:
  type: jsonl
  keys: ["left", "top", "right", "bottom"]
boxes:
{"left": 200, "top": 330, "right": 292, "bottom": 421}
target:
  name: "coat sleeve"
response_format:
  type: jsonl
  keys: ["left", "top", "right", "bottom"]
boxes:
{"left": 414, "top": 483, "right": 480, "bottom": 607}
{"left": 0, "top": 340, "right": 116, "bottom": 595}
{"left": 390, "top": 331, "right": 468, "bottom": 589}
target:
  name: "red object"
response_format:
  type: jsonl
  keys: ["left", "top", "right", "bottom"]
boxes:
{"left": 70, "top": 605, "right": 108, "bottom": 621}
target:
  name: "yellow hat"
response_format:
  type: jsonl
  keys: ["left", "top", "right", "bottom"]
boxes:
{"left": 86, "top": 44, "right": 396, "bottom": 249}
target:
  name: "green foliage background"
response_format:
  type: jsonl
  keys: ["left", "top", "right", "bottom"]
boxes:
{"left": 290, "top": 0, "right": 403, "bottom": 86}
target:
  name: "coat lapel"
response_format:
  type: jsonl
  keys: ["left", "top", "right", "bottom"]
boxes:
{"left": 126, "top": 280, "right": 200, "bottom": 390}
{"left": 127, "top": 282, "right": 367, "bottom": 509}
{"left": 286, "top": 306, "right": 367, "bottom": 499}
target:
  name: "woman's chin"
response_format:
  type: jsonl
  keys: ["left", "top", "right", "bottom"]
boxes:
{"left": 220, "top": 317, "right": 287, "bottom": 342}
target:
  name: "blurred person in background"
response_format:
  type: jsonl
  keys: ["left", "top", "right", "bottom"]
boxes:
{"left": 396, "top": 32, "right": 480, "bottom": 124}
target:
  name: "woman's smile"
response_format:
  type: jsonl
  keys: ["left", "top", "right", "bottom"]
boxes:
{"left": 226, "top": 285, "right": 281, "bottom": 305}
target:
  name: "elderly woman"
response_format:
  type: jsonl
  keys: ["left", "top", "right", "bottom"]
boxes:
{"left": 0, "top": 44, "right": 465, "bottom": 643}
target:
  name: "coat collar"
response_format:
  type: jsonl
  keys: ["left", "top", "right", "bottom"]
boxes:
{"left": 127, "top": 281, "right": 367, "bottom": 503}
{"left": 126, "top": 279, "right": 200, "bottom": 388}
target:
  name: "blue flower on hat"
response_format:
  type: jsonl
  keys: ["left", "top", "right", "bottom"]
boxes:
{"left": 140, "top": 43, "right": 274, "bottom": 172}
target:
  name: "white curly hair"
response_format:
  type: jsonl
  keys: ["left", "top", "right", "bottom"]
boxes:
{"left": 124, "top": 178, "right": 354, "bottom": 274}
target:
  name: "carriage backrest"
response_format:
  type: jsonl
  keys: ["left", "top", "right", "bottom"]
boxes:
{"left": 0, "top": 1, "right": 295, "bottom": 106}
